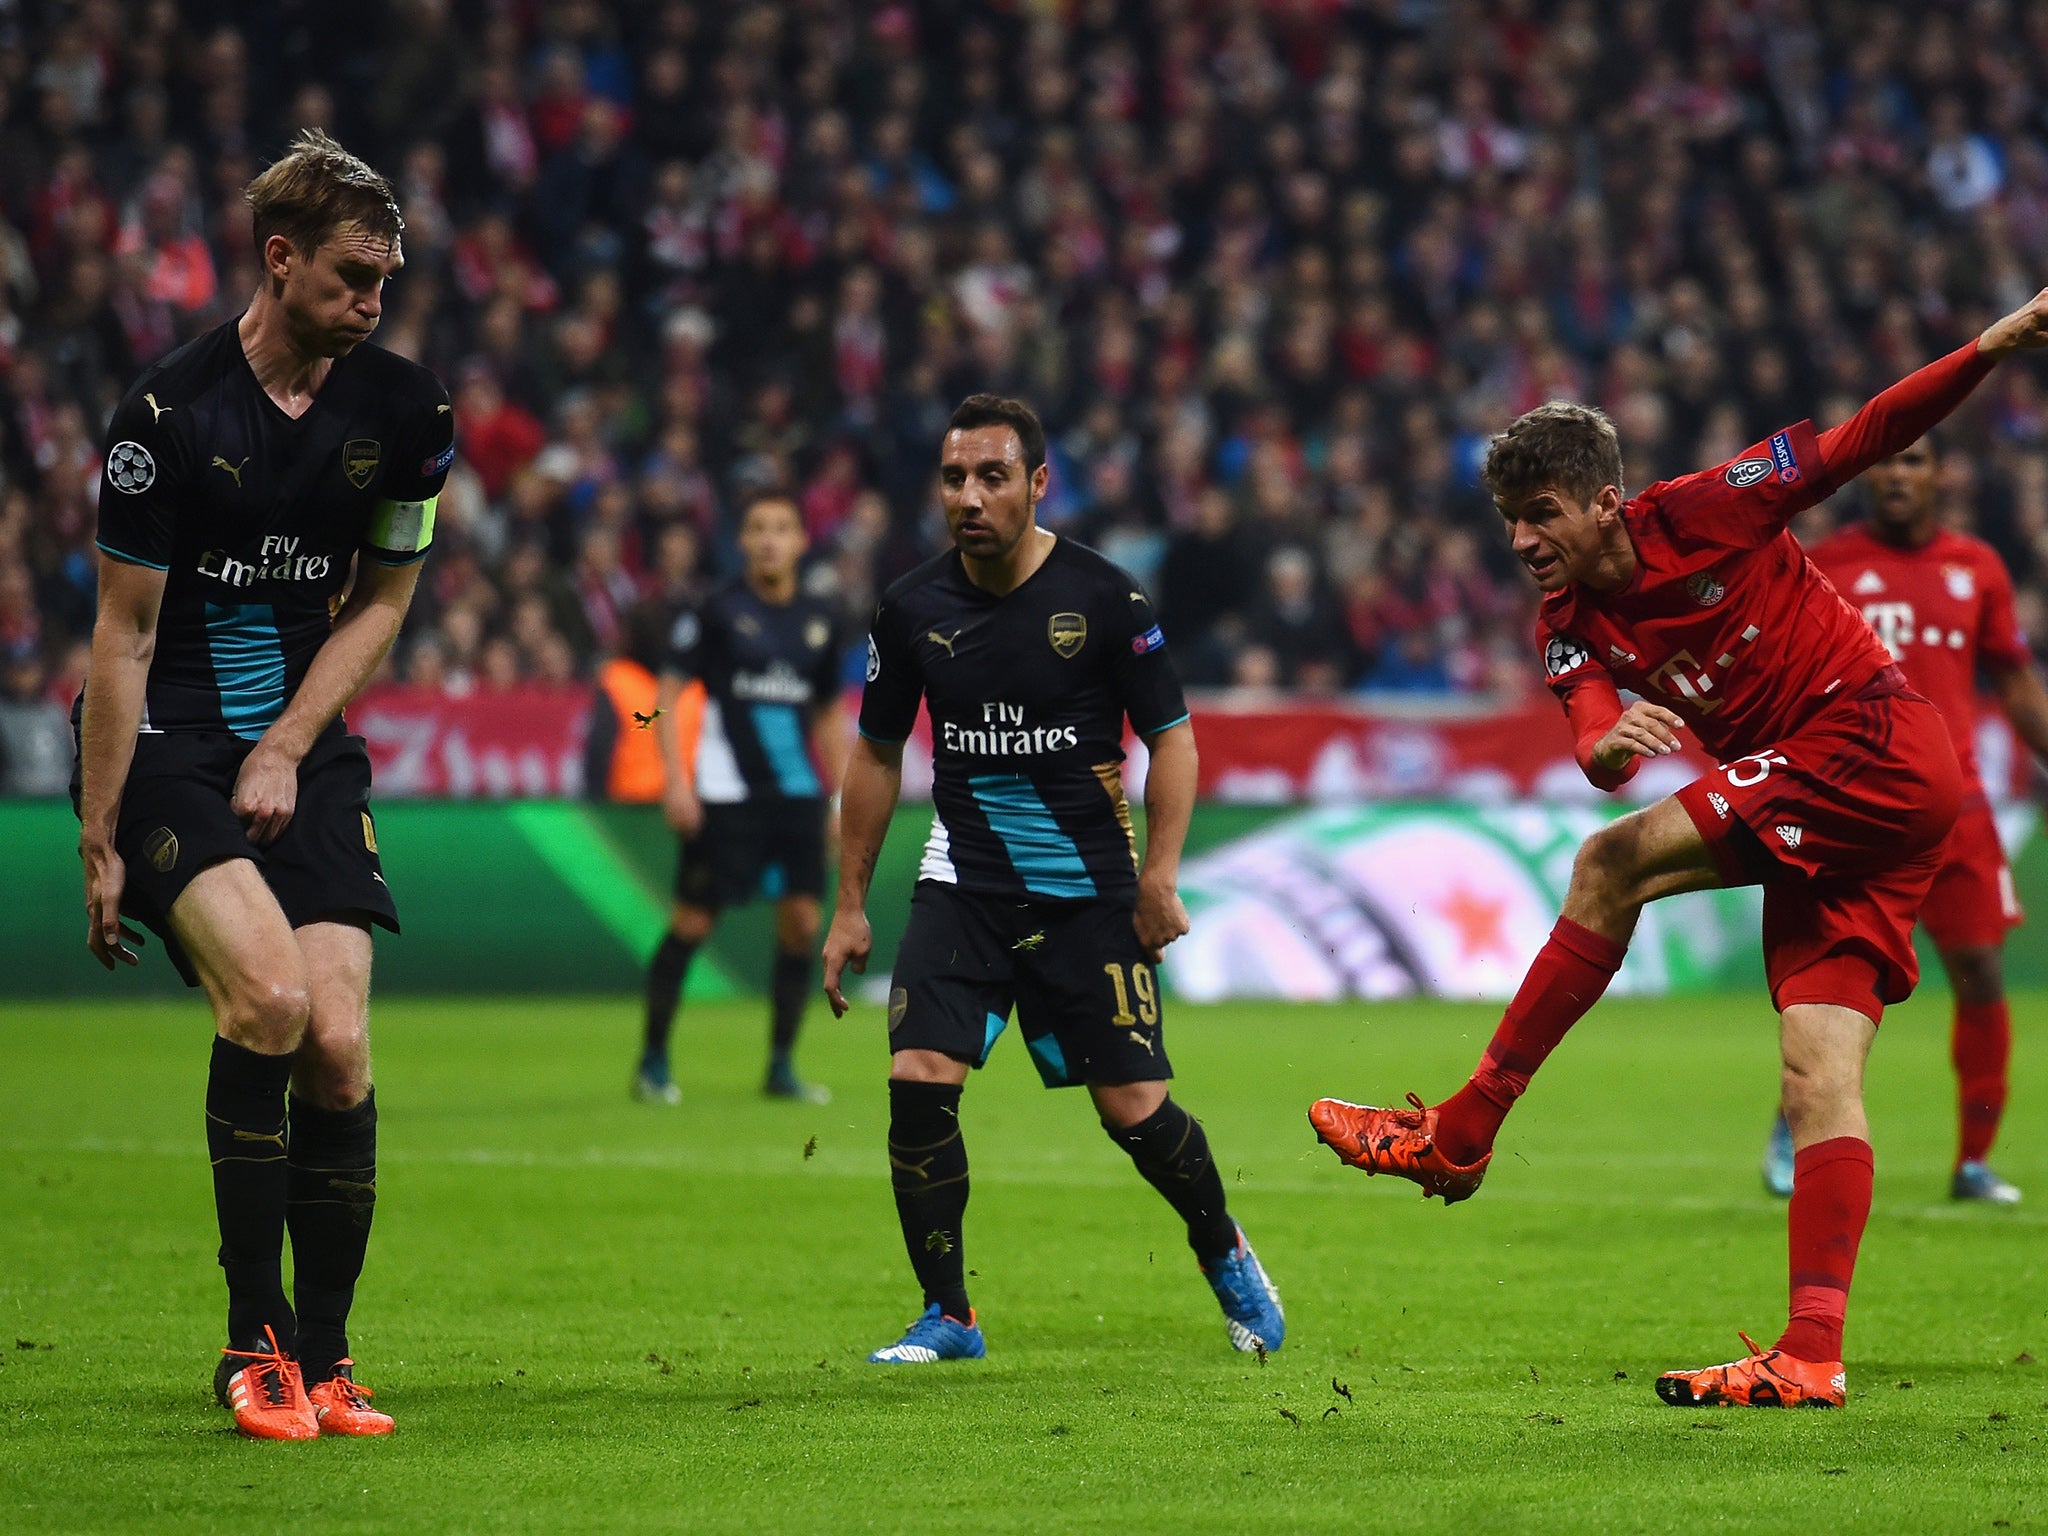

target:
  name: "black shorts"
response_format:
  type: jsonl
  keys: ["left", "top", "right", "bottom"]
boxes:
{"left": 73, "top": 726, "right": 398, "bottom": 986}
{"left": 673, "top": 800, "right": 826, "bottom": 910}
{"left": 887, "top": 882, "right": 1171, "bottom": 1088}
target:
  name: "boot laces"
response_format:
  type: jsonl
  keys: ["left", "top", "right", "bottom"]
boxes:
{"left": 220, "top": 1325, "right": 295, "bottom": 1408}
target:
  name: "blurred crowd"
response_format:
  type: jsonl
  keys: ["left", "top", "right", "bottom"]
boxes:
{"left": 4, "top": 0, "right": 2048, "bottom": 793}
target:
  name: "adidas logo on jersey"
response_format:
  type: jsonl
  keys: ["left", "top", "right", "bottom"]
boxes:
{"left": 1706, "top": 791, "right": 1730, "bottom": 819}
{"left": 1852, "top": 569, "right": 1886, "bottom": 595}
{"left": 1775, "top": 824, "right": 1803, "bottom": 850}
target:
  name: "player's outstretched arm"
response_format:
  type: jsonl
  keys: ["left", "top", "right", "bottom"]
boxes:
{"left": 1134, "top": 721, "right": 1196, "bottom": 963}
{"left": 1993, "top": 665, "right": 2048, "bottom": 769}
{"left": 233, "top": 558, "right": 424, "bottom": 847}
{"left": 79, "top": 555, "right": 167, "bottom": 968}
{"left": 823, "top": 733, "right": 902, "bottom": 1017}
{"left": 1802, "top": 291, "right": 2048, "bottom": 496}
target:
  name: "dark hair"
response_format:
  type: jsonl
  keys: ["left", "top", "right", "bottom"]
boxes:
{"left": 947, "top": 393, "right": 1047, "bottom": 474}
{"left": 739, "top": 489, "right": 802, "bottom": 526}
{"left": 1482, "top": 400, "right": 1624, "bottom": 507}
{"left": 245, "top": 128, "right": 404, "bottom": 260}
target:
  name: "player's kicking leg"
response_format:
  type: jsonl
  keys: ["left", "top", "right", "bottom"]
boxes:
{"left": 637, "top": 901, "right": 715, "bottom": 1104}
{"left": 764, "top": 894, "right": 829, "bottom": 1103}
{"left": 1094, "top": 1078, "right": 1284, "bottom": 1354}
{"left": 1943, "top": 944, "right": 2021, "bottom": 1203}
{"left": 286, "top": 918, "right": 393, "bottom": 1435}
{"left": 1310, "top": 795, "right": 1720, "bottom": 1197}
{"left": 174, "top": 862, "right": 322, "bottom": 1441}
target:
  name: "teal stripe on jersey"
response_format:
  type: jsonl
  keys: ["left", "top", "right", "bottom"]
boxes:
{"left": 750, "top": 703, "right": 822, "bottom": 797}
{"left": 966, "top": 773, "right": 1097, "bottom": 899}
{"left": 204, "top": 602, "right": 287, "bottom": 739}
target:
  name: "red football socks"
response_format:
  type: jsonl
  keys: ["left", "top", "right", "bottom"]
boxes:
{"left": 1432, "top": 917, "right": 1627, "bottom": 1166}
{"left": 1952, "top": 999, "right": 2011, "bottom": 1166}
{"left": 1774, "top": 1137, "right": 1874, "bottom": 1365}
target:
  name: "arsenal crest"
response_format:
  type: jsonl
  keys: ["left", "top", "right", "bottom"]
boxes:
{"left": 343, "top": 439, "right": 382, "bottom": 489}
{"left": 1048, "top": 612, "right": 1088, "bottom": 658}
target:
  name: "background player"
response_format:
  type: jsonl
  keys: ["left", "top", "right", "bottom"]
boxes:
{"left": 1756, "top": 435, "right": 2048, "bottom": 1204}
{"left": 637, "top": 491, "right": 846, "bottom": 1106}
{"left": 822, "top": 394, "right": 1284, "bottom": 1365}
{"left": 76, "top": 132, "right": 452, "bottom": 1439}
{"left": 1309, "top": 292, "right": 2048, "bottom": 1409}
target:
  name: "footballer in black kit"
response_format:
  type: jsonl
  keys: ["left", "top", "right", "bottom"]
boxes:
{"left": 638, "top": 492, "right": 847, "bottom": 1105}
{"left": 75, "top": 132, "right": 445, "bottom": 1440}
{"left": 825, "top": 394, "right": 1284, "bottom": 1365}
{"left": 82, "top": 314, "right": 449, "bottom": 971}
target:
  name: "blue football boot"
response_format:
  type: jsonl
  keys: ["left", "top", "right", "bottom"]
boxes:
{"left": 1761, "top": 1112, "right": 1793, "bottom": 1199}
{"left": 632, "top": 1058, "right": 681, "bottom": 1106}
{"left": 1201, "top": 1223, "right": 1285, "bottom": 1354}
{"left": 867, "top": 1304, "right": 986, "bottom": 1364}
{"left": 1953, "top": 1160, "right": 2022, "bottom": 1205}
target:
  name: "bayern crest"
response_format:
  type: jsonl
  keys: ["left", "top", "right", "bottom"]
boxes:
{"left": 1687, "top": 570, "right": 1726, "bottom": 607}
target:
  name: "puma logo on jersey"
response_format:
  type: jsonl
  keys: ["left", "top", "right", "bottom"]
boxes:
{"left": 144, "top": 392, "right": 171, "bottom": 421}
{"left": 437, "top": 403, "right": 452, "bottom": 413}
{"left": 212, "top": 455, "right": 249, "bottom": 487}
{"left": 926, "top": 628, "right": 961, "bottom": 658}
{"left": 1775, "top": 824, "right": 1803, "bottom": 850}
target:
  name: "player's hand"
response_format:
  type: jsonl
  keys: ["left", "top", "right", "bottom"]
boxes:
{"left": 1979, "top": 287, "right": 2048, "bottom": 357}
{"left": 232, "top": 742, "right": 300, "bottom": 847}
{"left": 1591, "top": 701, "right": 1687, "bottom": 771}
{"left": 663, "top": 781, "right": 704, "bottom": 837}
{"left": 1133, "top": 872, "right": 1191, "bottom": 964}
{"left": 821, "top": 906, "right": 872, "bottom": 1018}
{"left": 82, "top": 840, "right": 146, "bottom": 969}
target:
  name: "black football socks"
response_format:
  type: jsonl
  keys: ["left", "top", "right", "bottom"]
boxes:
{"left": 887, "top": 1079, "right": 971, "bottom": 1320}
{"left": 205, "top": 1036, "right": 296, "bottom": 1350}
{"left": 1106, "top": 1097, "right": 1238, "bottom": 1261}
{"left": 642, "top": 933, "right": 699, "bottom": 1068}
{"left": 285, "top": 1090, "right": 378, "bottom": 1384}
{"left": 767, "top": 947, "right": 813, "bottom": 1077}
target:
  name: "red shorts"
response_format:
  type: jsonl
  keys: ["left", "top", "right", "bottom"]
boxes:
{"left": 1919, "top": 795, "right": 2024, "bottom": 951}
{"left": 1676, "top": 676, "right": 1963, "bottom": 1024}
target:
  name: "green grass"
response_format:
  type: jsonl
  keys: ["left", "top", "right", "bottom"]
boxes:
{"left": 1, "top": 988, "right": 2044, "bottom": 1534}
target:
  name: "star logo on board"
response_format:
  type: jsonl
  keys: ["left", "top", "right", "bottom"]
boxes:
{"left": 1434, "top": 885, "right": 1512, "bottom": 961}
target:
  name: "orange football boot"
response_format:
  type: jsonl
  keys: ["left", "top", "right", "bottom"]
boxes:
{"left": 308, "top": 1362, "right": 394, "bottom": 1436}
{"left": 216, "top": 1327, "right": 319, "bottom": 1440}
{"left": 1655, "top": 1332, "right": 1845, "bottom": 1408}
{"left": 1308, "top": 1092, "right": 1491, "bottom": 1203}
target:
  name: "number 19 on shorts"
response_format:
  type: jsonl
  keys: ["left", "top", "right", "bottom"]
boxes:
{"left": 1104, "top": 962, "right": 1159, "bottom": 1027}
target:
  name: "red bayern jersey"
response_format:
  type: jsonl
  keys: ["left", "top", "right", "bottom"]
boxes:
{"left": 1540, "top": 342, "right": 1996, "bottom": 789}
{"left": 1808, "top": 523, "right": 2030, "bottom": 789}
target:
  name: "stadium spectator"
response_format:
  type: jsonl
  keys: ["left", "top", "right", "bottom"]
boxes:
{"left": 0, "top": 0, "right": 2030, "bottom": 790}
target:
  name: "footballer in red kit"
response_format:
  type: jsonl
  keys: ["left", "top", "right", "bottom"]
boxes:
{"left": 1309, "top": 288, "right": 2048, "bottom": 1411}
{"left": 1757, "top": 435, "right": 2048, "bottom": 1205}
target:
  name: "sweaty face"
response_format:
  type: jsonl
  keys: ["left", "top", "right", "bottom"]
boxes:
{"left": 1865, "top": 442, "right": 1938, "bottom": 533}
{"left": 739, "top": 498, "right": 807, "bottom": 581}
{"left": 939, "top": 425, "right": 1046, "bottom": 560}
{"left": 1500, "top": 486, "right": 1607, "bottom": 592}
{"left": 280, "top": 222, "right": 403, "bottom": 357}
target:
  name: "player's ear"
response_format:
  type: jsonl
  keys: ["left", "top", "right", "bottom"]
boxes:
{"left": 261, "top": 233, "right": 296, "bottom": 287}
{"left": 1029, "top": 461, "right": 1049, "bottom": 504}
{"left": 1593, "top": 484, "right": 1624, "bottom": 524}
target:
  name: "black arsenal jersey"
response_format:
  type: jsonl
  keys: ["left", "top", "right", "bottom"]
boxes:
{"left": 859, "top": 536, "right": 1189, "bottom": 901}
{"left": 664, "top": 581, "right": 842, "bottom": 803}
{"left": 94, "top": 319, "right": 454, "bottom": 738}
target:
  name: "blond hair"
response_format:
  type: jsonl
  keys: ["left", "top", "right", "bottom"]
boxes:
{"left": 244, "top": 128, "right": 403, "bottom": 261}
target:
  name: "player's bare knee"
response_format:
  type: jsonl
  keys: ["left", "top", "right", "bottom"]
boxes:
{"left": 669, "top": 904, "right": 715, "bottom": 943}
{"left": 1944, "top": 946, "right": 2003, "bottom": 1006}
{"left": 776, "top": 900, "right": 821, "bottom": 951}
{"left": 293, "top": 1051, "right": 370, "bottom": 1111}
{"left": 219, "top": 974, "right": 313, "bottom": 1053}
{"left": 1566, "top": 822, "right": 1643, "bottom": 928}
{"left": 890, "top": 1048, "right": 968, "bottom": 1085}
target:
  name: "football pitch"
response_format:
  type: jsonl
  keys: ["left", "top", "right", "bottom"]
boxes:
{"left": 2, "top": 989, "right": 2042, "bottom": 1534}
